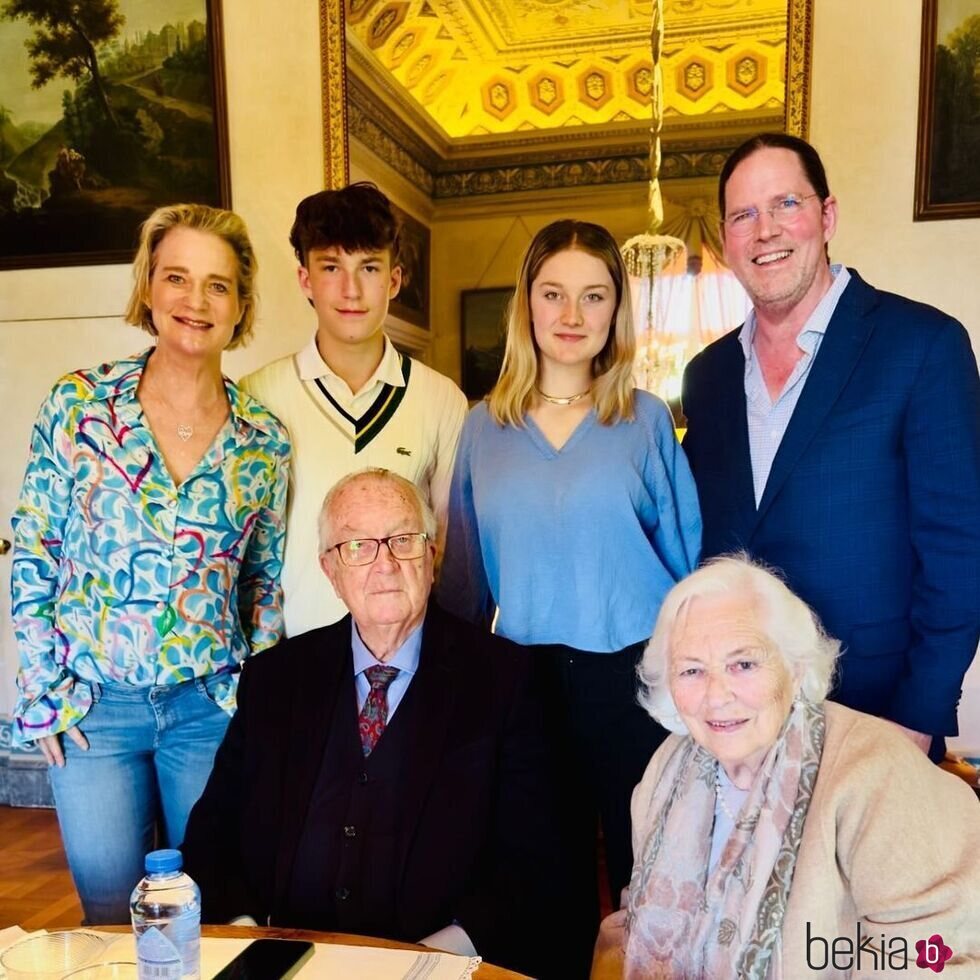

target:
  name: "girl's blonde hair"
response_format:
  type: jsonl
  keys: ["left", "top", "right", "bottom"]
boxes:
{"left": 487, "top": 219, "right": 636, "bottom": 426}
{"left": 124, "top": 203, "right": 257, "bottom": 349}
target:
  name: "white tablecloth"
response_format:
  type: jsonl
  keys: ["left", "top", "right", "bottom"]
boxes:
{"left": 0, "top": 928, "right": 481, "bottom": 979}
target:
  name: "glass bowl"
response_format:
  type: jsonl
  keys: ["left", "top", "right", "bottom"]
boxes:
{"left": 0, "top": 931, "right": 106, "bottom": 980}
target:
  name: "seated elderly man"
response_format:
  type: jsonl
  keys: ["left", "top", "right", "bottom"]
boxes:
{"left": 593, "top": 555, "right": 980, "bottom": 979}
{"left": 182, "top": 468, "right": 559, "bottom": 977}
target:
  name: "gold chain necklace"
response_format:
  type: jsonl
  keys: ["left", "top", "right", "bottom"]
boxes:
{"left": 535, "top": 386, "right": 591, "bottom": 406}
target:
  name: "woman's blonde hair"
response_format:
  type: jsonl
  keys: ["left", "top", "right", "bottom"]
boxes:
{"left": 487, "top": 219, "right": 636, "bottom": 426}
{"left": 124, "top": 203, "right": 258, "bottom": 349}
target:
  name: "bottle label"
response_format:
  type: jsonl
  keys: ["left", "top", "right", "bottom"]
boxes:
{"left": 137, "top": 924, "right": 199, "bottom": 980}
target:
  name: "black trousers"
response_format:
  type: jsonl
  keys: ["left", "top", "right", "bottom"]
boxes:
{"left": 529, "top": 641, "right": 669, "bottom": 978}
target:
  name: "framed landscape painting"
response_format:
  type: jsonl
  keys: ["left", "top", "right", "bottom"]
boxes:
{"left": 914, "top": 0, "right": 980, "bottom": 220}
{"left": 0, "top": 0, "right": 230, "bottom": 269}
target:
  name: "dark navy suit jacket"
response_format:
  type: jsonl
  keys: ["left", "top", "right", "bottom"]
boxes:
{"left": 682, "top": 270, "right": 980, "bottom": 748}
{"left": 181, "top": 602, "right": 564, "bottom": 977}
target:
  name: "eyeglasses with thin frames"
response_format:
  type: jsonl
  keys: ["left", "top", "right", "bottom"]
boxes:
{"left": 722, "top": 193, "right": 822, "bottom": 237}
{"left": 329, "top": 532, "right": 429, "bottom": 567}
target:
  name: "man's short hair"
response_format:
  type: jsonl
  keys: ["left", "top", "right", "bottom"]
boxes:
{"left": 289, "top": 182, "right": 401, "bottom": 267}
{"left": 318, "top": 468, "right": 437, "bottom": 557}
{"left": 718, "top": 132, "right": 831, "bottom": 217}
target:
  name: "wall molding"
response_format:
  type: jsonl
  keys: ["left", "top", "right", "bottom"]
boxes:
{"left": 345, "top": 46, "right": 784, "bottom": 200}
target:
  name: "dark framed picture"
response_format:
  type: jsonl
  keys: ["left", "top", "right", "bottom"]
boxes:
{"left": 0, "top": 0, "right": 230, "bottom": 269}
{"left": 389, "top": 204, "right": 430, "bottom": 329}
{"left": 461, "top": 287, "right": 512, "bottom": 402}
{"left": 914, "top": 0, "right": 980, "bottom": 220}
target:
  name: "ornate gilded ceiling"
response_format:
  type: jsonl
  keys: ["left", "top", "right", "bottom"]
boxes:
{"left": 346, "top": 0, "right": 789, "bottom": 140}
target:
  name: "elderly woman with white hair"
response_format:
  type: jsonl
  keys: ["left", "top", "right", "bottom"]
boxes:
{"left": 592, "top": 555, "right": 980, "bottom": 979}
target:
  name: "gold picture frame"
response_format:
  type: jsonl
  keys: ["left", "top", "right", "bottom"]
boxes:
{"left": 785, "top": 0, "right": 814, "bottom": 138}
{"left": 0, "top": 0, "right": 231, "bottom": 270}
{"left": 319, "top": 0, "right": 349, "bottom": 188}
{"left": 913, "top": 0, "right": 980, "bottom": 221}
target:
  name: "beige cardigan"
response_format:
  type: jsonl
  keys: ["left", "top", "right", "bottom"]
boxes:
{"left": 626, "top": 703, "right": 980, "bottom": 978}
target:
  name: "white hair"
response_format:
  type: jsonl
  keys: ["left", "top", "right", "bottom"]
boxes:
{"left": 638, "top": 553, "right": 841, "bottom": 734}
{"left": 317, "top": 468, "right": 437, "bottom": 557}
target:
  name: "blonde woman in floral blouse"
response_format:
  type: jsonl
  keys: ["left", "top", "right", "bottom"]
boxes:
{"left": 10, "top": 203, "right": 290, "bottom": 924}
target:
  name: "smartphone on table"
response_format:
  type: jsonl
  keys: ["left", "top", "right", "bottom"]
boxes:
{"left": 211, "top": 939, "right": 315, "bottom": 979}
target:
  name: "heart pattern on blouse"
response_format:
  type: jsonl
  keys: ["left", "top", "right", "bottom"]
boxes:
{"left": 77, "top": 415, "right": 154, "bottom": 493}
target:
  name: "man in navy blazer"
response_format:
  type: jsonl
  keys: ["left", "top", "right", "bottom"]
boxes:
{"left": 182, "top": 469, "right": 565, "bottom": 977}
{"left": 682, "top": 133, "right": 980, "bottom": 760}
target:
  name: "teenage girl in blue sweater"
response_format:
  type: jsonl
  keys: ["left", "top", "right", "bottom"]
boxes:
{"left": 440, "top": 219, "right": 701, "bottom": 975}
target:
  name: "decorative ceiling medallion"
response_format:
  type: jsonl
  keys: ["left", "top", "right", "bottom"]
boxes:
{"left": 677, "top": 56, "right": 712, "bottom": 100}
{"left": 726, "top": 51, "right": 765, "bottom": 96}
{"left": 529, "top": 72, "right": 565, "bottom": 114}
{"left": 369, "top": 2, "right": 409, "bottom": 48}
{"left": 390, "top": 31, "right": 421, "bottom": 67}
{"left": 347, "top": 0, "right": 380, "bottom": 26}
{"left": 406, "top": 53, "right": 435, "bottom": 86}
{"left": 483, "top": 77, "right": 516, "bottom": 119}
{"left": 627, "top": 62, "right": 654, "bottom": 103}
{"left": 735, "top": 56, "right": 757, "bottom": 86}
{"left": 579, "top": 67, "right": 613, "bottom": 109}
{"left": 422, "top": 69, "right": 455, "bottom": 103}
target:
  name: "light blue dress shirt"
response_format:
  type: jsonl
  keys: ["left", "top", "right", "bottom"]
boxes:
{"left": 351, "top": 620, "right": 423, "bottom": 720}
{"left": 739, "top": 265, "right": 851, "bottom": 506}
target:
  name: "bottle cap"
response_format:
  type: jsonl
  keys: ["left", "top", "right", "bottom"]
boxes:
{"left": 144, "top": 849, "right": 183, "bottom": 874}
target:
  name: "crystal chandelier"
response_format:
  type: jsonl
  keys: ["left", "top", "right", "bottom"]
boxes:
{"left": 620, "top": 0, "right": 685, "bottom": 288}
{"left": 621, "top": 0, "right": 689, "bottom": 408}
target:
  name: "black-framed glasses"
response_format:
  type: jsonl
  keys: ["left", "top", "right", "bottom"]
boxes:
{"left": 722, "top": 193, "right": 821, "bottom": 237}
{"left": 329, "top": 532, "right": 429, "bottom": 567}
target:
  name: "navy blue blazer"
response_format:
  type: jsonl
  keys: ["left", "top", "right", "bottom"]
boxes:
{"left": 682, "top": 270, "right": 980, "bottom": 744}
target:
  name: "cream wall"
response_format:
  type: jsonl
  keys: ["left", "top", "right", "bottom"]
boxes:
{"left": 1, "top": 0, "right": 978, "bottom": 748}
{"left": 0, "top": 0, "right": 326, "bottom": 720}
{"left": 808, "top": 0, "right": 980, "bottom": 752}
{"left": 809, "top": 0, "right": 978, "bottom": 343}
{"left": 428, "top": 186, "right": 648, "bottom": 381}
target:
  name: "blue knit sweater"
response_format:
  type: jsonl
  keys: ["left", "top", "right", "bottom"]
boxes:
{"left": 439, "top": 392, "right": 702, "bottom": 652}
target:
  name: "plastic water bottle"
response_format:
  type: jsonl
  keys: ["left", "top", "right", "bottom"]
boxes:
{"left": 130, "top": 849, "right": 201, "bottom": 980}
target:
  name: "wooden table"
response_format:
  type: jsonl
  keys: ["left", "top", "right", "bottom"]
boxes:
{"left": 102, "top": 924, "right": 532, "bottom": 979}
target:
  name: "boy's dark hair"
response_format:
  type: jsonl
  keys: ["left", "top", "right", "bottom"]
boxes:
{"left": 289, "top": 181, "right": 401, "bottom": 266}
{"left": 718, "top": 132, "right": 831, "bottom": 217}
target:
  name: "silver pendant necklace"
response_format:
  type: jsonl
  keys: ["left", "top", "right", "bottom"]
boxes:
{"left": 142, "top": 376, "right": 224, "bottom": 443}
{"left": 535, "top": 386, "right": 591, "bottom": 406}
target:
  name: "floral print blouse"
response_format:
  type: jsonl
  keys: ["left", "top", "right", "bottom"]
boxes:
{"left": 11, "top": 350, "right": 291, "bottom": 743}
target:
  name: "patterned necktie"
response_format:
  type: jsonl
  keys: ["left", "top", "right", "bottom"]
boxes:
{"left": 358, "top": 665, "right": 400, "bottom": 756}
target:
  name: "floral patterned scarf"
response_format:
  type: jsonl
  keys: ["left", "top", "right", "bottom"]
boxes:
{"left": 624, "top": 698, "right": 825, "bottom": 979}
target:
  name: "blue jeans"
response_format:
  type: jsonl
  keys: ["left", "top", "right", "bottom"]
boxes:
{"left": 49, "top": 675, "right": 231, "bottom": 924}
